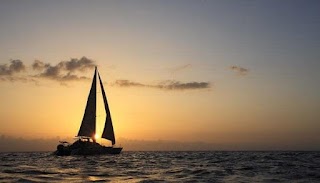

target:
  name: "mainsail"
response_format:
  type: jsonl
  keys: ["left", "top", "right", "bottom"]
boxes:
{"left": 77, "top": 67, "right": 97, "bottom": 138}
{"left": 77, "top": 67, "right": 116, "bottom": 145}
{"left": 98, "top": 73, "right": 116, "bottom": 145}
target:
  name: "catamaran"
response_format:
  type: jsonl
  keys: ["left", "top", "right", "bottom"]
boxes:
{"left": 54, "top": 67, "right": 122, "bottom": 156}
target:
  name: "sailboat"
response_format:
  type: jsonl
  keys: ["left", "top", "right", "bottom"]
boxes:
{"left": 54, "top": 67, "right": 123, "bottom": 156}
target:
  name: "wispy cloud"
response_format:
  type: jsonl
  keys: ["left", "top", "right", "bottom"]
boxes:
{"left": 0, "top": 60, "right": 26, "bottom": 76}
{"left": 113, "top": 80, "right": 145, "bottom": 87}
{"left": 113, "top": 79, "right": 211, "bottom": 90}
{"left": 0, "top": 76, "right": 39, "bottom": 84}
{"left": 169, "top": 64, "right": 192, "bottom": 75}
{"left": 157, "top": 80, "right": 210, "bottom": 90}
{"left": 229, "top": 65, "right": 249, "bottom": 76}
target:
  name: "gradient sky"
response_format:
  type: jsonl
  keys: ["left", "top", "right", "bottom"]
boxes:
{"left": 1, "top": 0, "right": 320, "bottom": 150}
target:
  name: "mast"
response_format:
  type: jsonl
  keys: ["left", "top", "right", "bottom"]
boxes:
{"left": 77, "top": 67, "right": 97, "bottom": 139}
{"left": 98, "top": 72, "right": 116, "bottom": 145}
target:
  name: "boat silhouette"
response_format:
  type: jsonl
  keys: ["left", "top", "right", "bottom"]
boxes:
{"left": 54, "top": 67, "right": 122, "bottom": 156}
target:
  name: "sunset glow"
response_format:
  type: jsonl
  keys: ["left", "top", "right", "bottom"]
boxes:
{"left": 1, "top": 1, "right": 320, "bottom": 151}
{"left": 94, "top": 134, "right": 100, "bottom": 140}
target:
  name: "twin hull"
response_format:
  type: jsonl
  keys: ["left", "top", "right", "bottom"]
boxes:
{"left": 55, "top": 141, "right": 122, "bottom": 156}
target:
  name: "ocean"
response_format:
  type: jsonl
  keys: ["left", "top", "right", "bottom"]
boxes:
{"left": 0, "top": 151, "right": 319, "bottom": 182}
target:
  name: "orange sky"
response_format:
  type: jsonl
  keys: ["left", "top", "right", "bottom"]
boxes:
{"left": 1, "top": 1, "right": 320, "bottom": 150}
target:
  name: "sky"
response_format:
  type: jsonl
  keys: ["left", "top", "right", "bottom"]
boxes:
{"left": 0, "top": 0, "right": 320, "bottom": 151}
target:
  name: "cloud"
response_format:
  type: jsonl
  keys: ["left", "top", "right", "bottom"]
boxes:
{"left": 1, "top": 134, "right": 318, "bottom": 152}
{"left": 0, "top": 135, "right": 233, "bottom": 152}
{"left": 113, "top": 64, "right": 209, "bottom": 91}
{"left": 169, "top": 64, "right": 192, "bottom": 75}
{"left": 32, "top": 60, "right": 47, "bottom": 71}
{"left": 157, "top": 80, "right": 210, "bottom": 90}
{"left": 1, "top": 58, "right": 209, "bottom": 90}
{"left": 64, "top": 57, "right": 95, "bottom": 71}
{"left": 0, "top": 135, "right": 63, "bottom": 152}
{"left": 0, "top": 135, "right": 225, "bottom": 152}
{"left": 1, "top": 57, "right": 95, "bottom": 84}
{"left": 112, "top": 79, "right": 211, "bottom": 90}
{"left": 0, "top": 59, "right": 26, "bottom": 75}
{"left": 229, "top": 65, "right": 249, "bottom": 76}
{"left": 0, "top": 76, "right": 39, "bottom": 84}
{"left": 34, "top": 57, "right": 95, "bottom": 81}
{"left": 114, "top": 80, "right": 145, "bottom": 87}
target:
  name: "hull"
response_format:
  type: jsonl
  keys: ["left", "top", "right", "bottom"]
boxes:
{"left": 54, "top": 140, "right": 122, "bottom": 156}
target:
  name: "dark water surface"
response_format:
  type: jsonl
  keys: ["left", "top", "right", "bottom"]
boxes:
{"left": 0, "top": 151, "right": 319, "bottom": 182}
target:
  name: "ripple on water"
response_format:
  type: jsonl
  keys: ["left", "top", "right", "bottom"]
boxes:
{"left": 1, "top": 151, "right": 320, "bottom": 182}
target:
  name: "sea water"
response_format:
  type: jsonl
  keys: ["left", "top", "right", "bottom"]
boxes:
{"left": 0, "top": 151, "right": 319, "bottom": 182}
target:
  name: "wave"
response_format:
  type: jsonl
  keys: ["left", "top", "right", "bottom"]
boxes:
{"left": 0, "top": 151, "right": 320, "bottom": 182}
